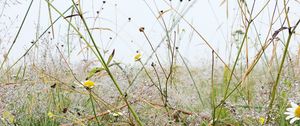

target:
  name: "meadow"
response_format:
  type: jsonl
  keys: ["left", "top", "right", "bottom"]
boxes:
{"left": 0, "top": 0, "right": 300, "bottom": 125}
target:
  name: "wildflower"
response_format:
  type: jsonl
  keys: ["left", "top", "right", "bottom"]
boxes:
{"left": 107, "top": 110, "right": 123, "bottom": 117}
{"left": 48, "top": 112, "right": 54, "bottom": 118}
{"left": 134, "top": 53, "right": 141, "bottom": 61}
{"left": 112, "top": 112, "right": 123, "bottom": 117}
{"left": 2, "top": 111, "right": 15, "bottom": 123}
{"left": 259, "top": 117, "right": 265, "bottom": 125}
{"left": 284, "top": 101, "right": 300, "bottom": 124}
{"left": 83, "top": 80, "right": 95, "bottom": 89}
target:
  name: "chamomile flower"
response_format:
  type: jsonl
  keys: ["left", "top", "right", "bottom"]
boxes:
{"left": 107, "top": 110, "right": 123, "bottom": 117}
{"left": 83, "top": 80, "right": 95, "bottom": 89}
{"left": 112, "top": 112, "right": 123, "bottom": 117}
{"left": 284, "top": 101, "right": 300, "bottom": 124}
{"left": 134, "top": 53, "right": 141, "bottom": 61}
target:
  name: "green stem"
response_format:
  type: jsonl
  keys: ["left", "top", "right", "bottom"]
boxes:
{"left": 72, "top": 1, "right": 143, "bottom": 125}
{"left": 223, "top": 20, "right": 252, "bottom": 99}
{"left": 0, "top": 0, "right": 33, "bottom": 71}
{"left": 45, "top": 1, "right": 143, "bottom": 125}
{"left": 267, "top": 27, "right": 298, "bottom": 122}
{"left": 89, "top": 91, "right": 101, "bottom": 126}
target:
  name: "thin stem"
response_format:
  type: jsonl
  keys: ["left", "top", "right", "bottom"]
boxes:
{"left": 176, "top": 49, "right": 204, "bottom": 106}
{"left": 138, "top": 60, "right": 169, "bottom": 114}
{"left": 211, "top": 50, "right": 216, "bottom": 125}
{"left": 89, "top": 90, "right": 101, "bottom": 126}
{"left": 267, "top": 18, "right": 300, "bottom": 123}
{"left": 0, "top": 0, "right": 33, "bottom": 71}
{"left": 141, "top": 31, "right": 167, "bottom": 78}
{"left": 138, "top": 60, "right": 165, "bottom": 99}
{"left": 223, "top": 20, "right": 252, "bottom": 99}
{"left": 2, "top": 5, "right": 73, "bottom": 76}
{"left": 71, "top": 1, "right": 143, "bottom": 125}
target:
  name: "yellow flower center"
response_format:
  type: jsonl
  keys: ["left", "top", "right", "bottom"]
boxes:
{"left": 295, "top": 106, "right": 300, "bottom": 117}
{"left": 83, "top": 80, "right": 95, "bottom": 89}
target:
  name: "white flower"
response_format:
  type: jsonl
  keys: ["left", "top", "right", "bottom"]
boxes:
{"left": 284, "top": 101, "right": 300, "bottom": 124}
{"left": 108, "top": 111, "right": 123, "bottom": 117}
{"left": 112, "top": 112, "right": 123, "bottom": 117}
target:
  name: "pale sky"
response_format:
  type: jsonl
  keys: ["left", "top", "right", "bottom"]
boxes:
{"left": 0, "top": 0, "right": 299, "bottom": 67}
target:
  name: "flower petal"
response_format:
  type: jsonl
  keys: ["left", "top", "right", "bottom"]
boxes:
{"left": 286, "top": 115, "right": 295, "bottom": 120}
{"left": 284, "top": 112, "right": 293, "bottom": 115}
{"left": 291, "top": 102, "right": 299, "bottom": 108}
{"left": 287, "top": 108, "right": 296, "bottom": 112}
{"left": 290, "top": 117, "right": 300, "bottom": 124}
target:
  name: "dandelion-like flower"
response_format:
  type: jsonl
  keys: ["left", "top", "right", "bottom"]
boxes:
{"left": 83, "top": 80, "right": 95, "bottom": 89}
{"left": 259, "top": 117, "right": 265, "bottom": 125}
{"left": 134, "top": 53, "right": 141, "bottom": 61}
{"left": 48, "top": 112, "right": 54, "bottom": 118}
{"left": 284, "top": 101, "right": 300, "bottom": 124}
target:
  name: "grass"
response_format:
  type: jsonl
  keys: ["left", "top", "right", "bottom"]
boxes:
{"left": 0, "top": 0, "right": 300, "bottom": 125}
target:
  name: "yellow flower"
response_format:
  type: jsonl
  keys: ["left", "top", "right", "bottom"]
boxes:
{"left": 284, "top": 101, "right": 300, "bottom": 124}
{"left": 47, "top": 112, "right": 54, "bottom": 118}
{"left": 134, "top": 53, "right": 141, "bottom": 61}
{"left": 259, "top": 117, "right": 265, "bottom": 125}
{"left": 2, "top": 111, "right": 15, "bottom": 123}
{"left": 83, "top": 80, "right": 95, "bottom": 89}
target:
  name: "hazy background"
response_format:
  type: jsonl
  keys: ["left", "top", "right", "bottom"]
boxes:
{"left": 1, "top": 0, "right": 300, "bottom": 67}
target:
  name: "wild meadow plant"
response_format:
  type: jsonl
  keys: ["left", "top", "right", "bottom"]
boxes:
{"left": 0, "top": 0, "right": 300, "bottom": 126}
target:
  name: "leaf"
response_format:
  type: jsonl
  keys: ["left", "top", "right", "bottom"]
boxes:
{"left": 86, "top": 67, "right": 105, "bottom": 80}
{"left": 86, "top": 61, "right": 119, "bottom": 80}
{"left": 106, "top": 49, "right": 115, "bottom": 65}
